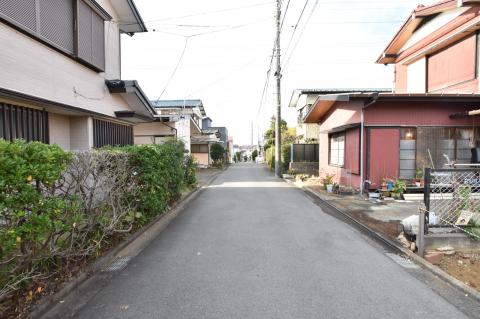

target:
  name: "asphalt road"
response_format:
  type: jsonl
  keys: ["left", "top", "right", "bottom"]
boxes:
{"left": 70, "top": 163, "right": 476, "bottom": 319}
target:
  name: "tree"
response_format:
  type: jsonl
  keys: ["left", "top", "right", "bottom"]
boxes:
{"left": 234, "top": 151, "right": 242, "bottom": 162}
{"left": 210, "top": 143, "right": 225, "bottom": 164}
{"left": 251, "top": 149, "right": 258, "bottom": 161}
{"left": 263, "top": 116, "right": 296, "bottom": 150}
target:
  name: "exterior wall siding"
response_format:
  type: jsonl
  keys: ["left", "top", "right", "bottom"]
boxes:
{"left": 364, "top": 101, "right": 479, "bottom": 126}
{"left": 395, "top": 63, "right": 408, "bottom": 93}
{"left": 427, "top": 34, "right": 476, "bottom": 93}
{"left": 345, "top": 128, "right": 360, "bottom": 175}
{"left": 318, "top": 102, "right": 363, "bottom": 189}
{"left": 134, "top": 122, "right": 174, "bottom": 145}
{"left": 192, "top": 153, "right": 209, "bottom": 166}
{"left": 0, "top": 2, "right": 132, "bottom": 119}
{"left": 49, "top": 113, "right": 71, "bottom": 149}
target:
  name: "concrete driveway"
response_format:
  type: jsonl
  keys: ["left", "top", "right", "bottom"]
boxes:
{"left": 69, "top": 163, "right": 477, "bottom": 319}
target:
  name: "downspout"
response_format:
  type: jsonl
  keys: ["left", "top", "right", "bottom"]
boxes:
{"left": 360, "top": 93, "right": 379, "bottom": 195}
{"left": 160, "top": 121, "right": 178, "bottom": 139}
{"left": 153, "top": 115, "right": 178, "bottom": 139}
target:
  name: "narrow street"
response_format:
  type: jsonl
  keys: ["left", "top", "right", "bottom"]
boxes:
{"left": 70, "top": 163, "right": 472, "bottom": 319}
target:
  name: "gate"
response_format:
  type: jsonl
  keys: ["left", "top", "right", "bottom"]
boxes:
{"left": 424, "top": 167, "right": 480, "bottom": 239}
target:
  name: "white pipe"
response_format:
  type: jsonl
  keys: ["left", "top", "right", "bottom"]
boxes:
{"left": 360, "top": 108, "right": 364, "bottom": 195}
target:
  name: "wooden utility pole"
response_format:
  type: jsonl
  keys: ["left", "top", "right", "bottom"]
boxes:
{"left": 274, "top": 0, "right": 282, "bottom": 177}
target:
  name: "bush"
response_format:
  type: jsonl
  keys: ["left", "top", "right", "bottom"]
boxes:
{"left": 184, "top": 155, "right": 197, "bottom": 187}
{"left": 124, "top": 142, "right": 185, "bottom": 217}
{"left": 266, "top": 145, "right": 290, "bottom": 172}
{"left": 210, "top": 143, "right": 224, "bottom": 164}
{"left": 0, "top": 140, "right": 194, "bottom": 317}
{"left": 251, "top": 150, "right": 258, "bottom": 161}
{"left": 266, "top": 147, "right": 274, "bottom": 170}
{"left": 281, "top": 144, "right": 291, "bottom": 173}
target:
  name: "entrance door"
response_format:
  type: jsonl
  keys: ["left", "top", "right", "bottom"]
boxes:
{"left": 368, "top": 128, "right": 400, "bottom": 189}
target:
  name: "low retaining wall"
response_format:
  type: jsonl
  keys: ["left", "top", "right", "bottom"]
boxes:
{"left": 289, "top": 162, "right": 319, "bottom": 176}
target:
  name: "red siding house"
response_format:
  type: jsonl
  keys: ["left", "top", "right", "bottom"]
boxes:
{"left": 303, "top": 0, "right": 480, "bottom": 190}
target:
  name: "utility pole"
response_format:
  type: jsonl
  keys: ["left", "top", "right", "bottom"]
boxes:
{"left": 251, "top": 121, "right": 254, "bottom": 153}
{"left": 274, "top": 0, "right": 282, "bottom": 177}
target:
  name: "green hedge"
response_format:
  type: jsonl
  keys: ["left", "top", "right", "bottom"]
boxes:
{"left": 0, "top": 140, "right": 196, "bottom": 317}
{"left": 265, "top": 144, "right": 291, "bottom": 173}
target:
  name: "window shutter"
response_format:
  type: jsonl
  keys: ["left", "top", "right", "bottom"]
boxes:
{"left": 38, "top": 0, "right": 74, "bottom": 53}
{"left": 77, "top": 0, "right": 92, "bottom": 61}
{"left": 77, "top": 0, "right": 105, "bottom": 70}
{"left": 0, "top": 0, "right": 37, "bottom": 31}
{"left": 91, "top": 12, "right": 105, "bottom": 69}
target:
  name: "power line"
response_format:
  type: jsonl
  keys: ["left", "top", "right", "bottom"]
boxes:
{"left": 150, "top": 16, "right": 274, "bottom": 38}
{"left": 119, "top": 1, "right": 275, "bottom": 26}
{"left": 282, "top": 0, "right": 309, "bottom": 59}
{"left": 155, "top": 37, "right": 190, "bottom": 102}
{"left": 282, "top": 0, "right": 319, "bottom": 71}
{"left": 280, "top": 0, "right": 291, "bottom": 29}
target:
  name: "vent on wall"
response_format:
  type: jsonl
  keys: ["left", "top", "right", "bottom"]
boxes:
{"left": 93, "top": 119, "right": 133, "bottom": 148}
{"left": 0, "top": 103, "right": 49, "bottom": 143}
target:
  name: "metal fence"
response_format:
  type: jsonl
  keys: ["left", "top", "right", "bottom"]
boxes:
{"left": 424, "top": 167, "right": 480, "bottom": 239}
{"left": 291, "top": 144, "right": 319, "bottom": 162}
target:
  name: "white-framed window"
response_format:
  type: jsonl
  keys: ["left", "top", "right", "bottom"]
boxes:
{"left": 329, "top": 134, "right": 345, "bottom": 167}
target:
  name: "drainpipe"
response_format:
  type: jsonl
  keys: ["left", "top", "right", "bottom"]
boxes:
{"left": 360, "top": 93, "right": 379, "bottom": 195}
{"left": 153, "top": 115, "right": 178, "bottom": 139}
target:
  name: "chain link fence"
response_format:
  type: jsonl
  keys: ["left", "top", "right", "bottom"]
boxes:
{"left": 424, "top": 167, "right": 480, "bottom": 239}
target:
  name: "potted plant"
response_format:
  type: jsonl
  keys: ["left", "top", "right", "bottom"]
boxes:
{"left": 391, "top": 179, "right": 406, "bottom": 200}
{"left": 322, "top": 173, "right": 335, "bottom": 193}
{"left": 415, "top": 168, "right": 424, "bottom": 187}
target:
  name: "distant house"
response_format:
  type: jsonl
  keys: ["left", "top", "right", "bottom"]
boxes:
{"left": 302, "top": 0, "right": 480, "bottom": 190}
{"left": 136, "top": 99, "right": 222, "bottom": 166}
{"left": 138, "top": 99, "right": 207, "bottom": 151}
{"left": 202, "top": 117, "right": 231, "bottom": 163}
{"left": 0, "top": 0, "right": 155, "bottom": 149}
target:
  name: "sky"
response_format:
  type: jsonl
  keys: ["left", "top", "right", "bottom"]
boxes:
{"left": 122, "top": 0, "right": 438, "bottom": 145}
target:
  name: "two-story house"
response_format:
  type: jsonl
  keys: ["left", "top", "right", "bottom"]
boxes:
{"left": 288, "top": 88, "right": 390, "bottom": 143}
{"left": 302, "top": 0, "right": 480, "bottom": 190}
{"left": 0, "top": 0, "right": 155, "bottom": 150}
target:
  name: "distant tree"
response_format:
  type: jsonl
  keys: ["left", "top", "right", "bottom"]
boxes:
{"left": 251, "top": 149, "right": 258, "bottom": 161}
{"left": 210, "top": 143, "right": 225, "bottom": 164}
{"left": 235, "top": 151, "right": 242, "bottom": 162}
{"left": 244, "top": 155, "right": 248, "bottom": 162}
{"left": 264, "top": 116, "right": 296, "bottom": 150}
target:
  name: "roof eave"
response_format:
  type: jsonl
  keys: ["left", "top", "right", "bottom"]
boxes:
{"left": 105, "top": 80, "right": 155, "bottom": 120}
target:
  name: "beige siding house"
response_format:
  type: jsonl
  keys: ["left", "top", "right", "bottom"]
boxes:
{"left": 0, "top": 0, "right": 155, "bottom": 150}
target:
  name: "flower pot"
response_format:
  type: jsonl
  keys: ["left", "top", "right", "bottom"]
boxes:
{"left": 326, "top": 184, "right": 334, "bottom": 193}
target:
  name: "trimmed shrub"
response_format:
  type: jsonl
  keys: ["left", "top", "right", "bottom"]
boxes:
{"left": 0, "top": 140, "right": 194, "bottom": 317}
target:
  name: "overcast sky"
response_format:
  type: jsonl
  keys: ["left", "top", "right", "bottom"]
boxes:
{"left": 122, "top": 0, "right": 437, "bottom": 145}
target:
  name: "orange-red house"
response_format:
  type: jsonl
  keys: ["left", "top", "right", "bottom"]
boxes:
{"left": 303, "top": 0, "right": 480, "bottom": 190}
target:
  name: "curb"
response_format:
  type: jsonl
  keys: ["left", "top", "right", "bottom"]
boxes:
{"left": 30, "top": 169, "right": 223, "bottom": 319}
{"left": 294, "top": 182, "right": 480, "bottom": 303}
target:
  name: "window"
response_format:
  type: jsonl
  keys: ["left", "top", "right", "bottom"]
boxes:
{"left": 0, "top": 0, "right": 105, "bottom": 71}
{"left": 93, "top": 119, "right": 133, "bottom": 148}
{"left": 0, "top": 103, "right": 49, "bottom": 143}
{"left": 329, "top": 134, "right": 344, "bottom": 167}
{"left": 414, "top": 127, "right": 479, "bottom": 171}
{"left": 399, "top": 128, "right": 416, "bottom": 179}
{"left": 191, "top": 144, "right": 209, "bottom": 153}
